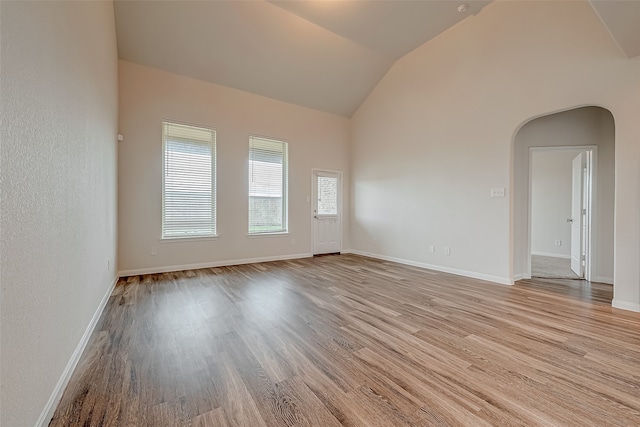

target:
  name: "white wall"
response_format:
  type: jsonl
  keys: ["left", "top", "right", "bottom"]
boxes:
{"left": 531, "top": 149, "right": 586, "bottom": 259}
{"left": 516, "top": 107, "right": 615, "bottom": 282}
{"left": 349, "top": 0, "right": 640, "bottom": 310}
{"left": 118, "top": 61, "right": 350, "bottom": 274}
{"left": 0, "top": 2, "right": 119, "bottom": 426}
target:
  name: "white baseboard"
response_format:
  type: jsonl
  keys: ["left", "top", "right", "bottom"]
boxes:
{"left": 591, "top": 276, "right": 614, "bottom": 285}
{"left": 37, "top": 275, "right": 118, "bottom": 427}
{"left": 118, "top": 253, "right": 313, "bottom": 277}
{"left": 531, "top": 251, "right": 571, "bottom": 259}
{"left": 346, "top": 249, "right": 513, "bottom": 286}
{"left": 513, "top": 273, "right": 530, "bottom": 282}
{"left": 612, "top": 299, "right": 640, "bottom": 312}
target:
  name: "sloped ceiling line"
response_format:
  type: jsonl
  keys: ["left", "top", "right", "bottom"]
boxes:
{"left": 589, "top": 0, "right": 640, "bottom": 59}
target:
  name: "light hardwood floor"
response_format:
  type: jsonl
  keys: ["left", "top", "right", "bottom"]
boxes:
{"left": 50, "top": 254, "right": 640, "bottom": 426}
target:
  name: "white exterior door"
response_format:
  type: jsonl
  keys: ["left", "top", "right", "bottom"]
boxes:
{"left": 570, "top": 153, "right": 585, "bottom": 277}
{"left": 313, "top": 170, "right": 341, "bottom": 255}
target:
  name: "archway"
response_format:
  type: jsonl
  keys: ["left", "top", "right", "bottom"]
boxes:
{"left": 512, "top": 106, "right": 615, "bottom": 290}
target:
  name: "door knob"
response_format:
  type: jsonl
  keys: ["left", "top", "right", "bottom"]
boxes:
{"left": 566, "top": 218, "right": 573, "bottom": 223}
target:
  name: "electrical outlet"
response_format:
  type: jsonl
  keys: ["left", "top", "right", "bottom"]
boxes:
{"left": 444, "top": 247, "right": 451, "bottom": 256}
{"left": 555, "top": 240, "right": 562, "bottom": 246}
{"left": 151, "top": 246, "right": 158, "bottom": 256}
{"left": 429, "top": 245, "right": 435, "bottom": 253}
{"left": 107, "top": 259, "right": 111, "bottom": 271}
{"left": 291, "top": 238, "right": 296, "bottom": 245}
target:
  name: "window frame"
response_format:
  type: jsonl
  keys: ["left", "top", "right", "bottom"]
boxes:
{"left": 247, "top": 136, "right": 289, "bottom": 235}
{"left": 161, "top": 120, "right": 217, "bottom": 240}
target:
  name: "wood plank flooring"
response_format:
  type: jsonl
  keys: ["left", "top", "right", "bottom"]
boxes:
{"left": 50, "top": 254, "right": 640, "bottom": 426}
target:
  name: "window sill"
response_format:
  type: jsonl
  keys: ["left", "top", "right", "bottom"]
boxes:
{"left": 246, "top": 232, "right": 289, "bottom": 238}
{"left": 160, "top": 235, "right": 219, "bottom": 243}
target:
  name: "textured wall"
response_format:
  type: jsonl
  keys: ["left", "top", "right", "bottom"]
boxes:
{"left": 118, "top": 61, "right": 350, "bottom": 273}
{"left": 0, "top": 2, "right": 119, "bottom": 426}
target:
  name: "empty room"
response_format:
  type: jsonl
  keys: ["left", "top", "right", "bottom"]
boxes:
{"left": 2, "top": 1, "right": 640, "bottom": 426}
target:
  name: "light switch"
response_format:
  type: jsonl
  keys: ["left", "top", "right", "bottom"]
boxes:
{"left": 491, "top": 187, "right": 505, "bottom": 198}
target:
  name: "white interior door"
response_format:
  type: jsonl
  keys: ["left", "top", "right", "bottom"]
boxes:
{"left": 570, "top": 153, "right": 585, "bottom": 277}
{"left": 313, "top": 170, "right": 341, "bottom": 255}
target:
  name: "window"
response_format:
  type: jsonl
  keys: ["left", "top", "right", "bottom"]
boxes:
{"left": 248, "top": 136, "right": 288, "bottom": 234}
{"left": 162, "top": 121, "right": 216, "bottom": 239}
{"left": 317, "top": 176, "right": 338, "bottom": 215}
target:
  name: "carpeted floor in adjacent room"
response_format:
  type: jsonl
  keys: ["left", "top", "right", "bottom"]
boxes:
{"left": 531, "top": 255, "right": 581, "bottom": 279}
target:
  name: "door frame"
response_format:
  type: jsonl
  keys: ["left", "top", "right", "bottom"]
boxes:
{"left": 527, "top": 146, "right": 596, "bottom": 280}
{"left": 310, "top": 168, "right": 343, "bottom": 255}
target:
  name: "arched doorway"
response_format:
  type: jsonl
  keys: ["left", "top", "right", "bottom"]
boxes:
{"left": 512, "top": 106, "right": 615, "bottom": 289}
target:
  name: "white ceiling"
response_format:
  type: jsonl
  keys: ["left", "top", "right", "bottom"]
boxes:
{"left": 268, "top": 0, "right": 488, "bottom": 60}
{"left": 589, "top": 0, "right": 640, "bottom": 59}
{"left": 114, "top": 0, "right": 490, "bottom": 117}
{"left": 114, "top": 1, "right": 639, "bottom": 118}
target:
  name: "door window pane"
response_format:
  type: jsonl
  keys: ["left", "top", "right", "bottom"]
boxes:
{"left": 317, "top": 176, "right": 337, "bottom": 215}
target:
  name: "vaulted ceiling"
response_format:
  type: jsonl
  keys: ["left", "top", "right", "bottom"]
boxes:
{"left": 114, "top": 1, "right": 640, "bottom": 118}
{"left": 114, "top": 0, "right": 490, "bottom": 117}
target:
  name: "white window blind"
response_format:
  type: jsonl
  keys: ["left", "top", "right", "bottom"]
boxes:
{"left": 162, "top": 121, "right": 216, "bottom": 238}
{"left": 248, "top": 137, "right": 288, "bottom": 234}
